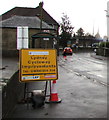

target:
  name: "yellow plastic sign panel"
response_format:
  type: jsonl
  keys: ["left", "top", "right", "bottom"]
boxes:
{"left": 19, "top": 49, "right": 58, "bottom": 82}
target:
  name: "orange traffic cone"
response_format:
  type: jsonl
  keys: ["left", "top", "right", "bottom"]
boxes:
{"left": 46, "top": 80, "right": 61, "bottom": 103}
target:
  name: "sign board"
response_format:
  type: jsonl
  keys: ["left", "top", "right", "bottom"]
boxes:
{"left": 43, "top": 38, "right": 49, "bottom": 40}
{"left": 43, "top": 30, "right": 50, "bottom": 33}
{"left": 17, "top": 26, "right": 28, "bottom": 50}
{"left": 19, "top": 49, "right": 58, "bottom": 82}
{"left": 76, "top": 39, "right": 79, "bottom": 44}
{"left": 67, "top": 41, "right": 71, "bottom": 46}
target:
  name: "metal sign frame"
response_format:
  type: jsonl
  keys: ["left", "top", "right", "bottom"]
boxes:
{"left": 19, "top": 49, "right": 58, "bottom": 82}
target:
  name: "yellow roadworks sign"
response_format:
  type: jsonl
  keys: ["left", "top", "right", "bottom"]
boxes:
{"left": 19, "top": 49, "right": 58, "bottom": 82}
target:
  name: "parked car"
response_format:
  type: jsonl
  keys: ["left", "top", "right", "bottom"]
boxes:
{"left": 63, "top": 47, "right": 73, "bottom": 55}
{"left": 92, "top": 43, "right": 99, "bottom": 48}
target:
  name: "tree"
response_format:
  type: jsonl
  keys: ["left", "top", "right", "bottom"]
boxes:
{"left": 59, "top": 13, "right": 74, "bottom": 47}
{"left": 76, "top": 28, "right": 84, "bottom": 37}
{"left": 76, "top": 28, "right": 85, "bottom": 47}
{"left": 85, "top": 32, "right": 91, "bottom": 37}
{"left": 85, "top": 32, "right": 94, "bottom": 38}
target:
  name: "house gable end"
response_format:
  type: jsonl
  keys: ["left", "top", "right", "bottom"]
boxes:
{"left": 1, "top": 6, "right": 59, "bottom": 27}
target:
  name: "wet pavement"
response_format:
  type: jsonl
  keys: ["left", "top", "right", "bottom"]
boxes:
{"left": 60, "top": 53, "right": 108, "bottom": 86}
{"left": 1, "top": 53, "right": 108, "bottom": 119}
{"left": 1, "top": 57, "right": 19, "bottom": 90}
{"left": 0, "top": 57, "right": 19, "bottom": 120}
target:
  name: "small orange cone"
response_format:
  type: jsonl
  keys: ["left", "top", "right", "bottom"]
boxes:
{"left": 46, "top": 80, "right": 61, "bottom": 103}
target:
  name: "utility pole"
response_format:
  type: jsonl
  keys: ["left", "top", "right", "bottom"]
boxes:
{"left": 39, "top": 2, "right": 44, "bottom": 48}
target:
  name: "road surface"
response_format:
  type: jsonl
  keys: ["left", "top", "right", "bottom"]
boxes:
{"left": 59, "top": 52, "right": 108, "bottom": 87}
{"left": 5, "top": 52, "right": 108, "bottom": 118}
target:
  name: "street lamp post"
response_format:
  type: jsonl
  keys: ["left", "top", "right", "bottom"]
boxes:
{"left": 104, "top": 8, "right": 109, "bottom": 56}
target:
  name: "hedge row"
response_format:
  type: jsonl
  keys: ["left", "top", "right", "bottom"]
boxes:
{"left": 99, "top": 42, "right": 109, "bottom": 48}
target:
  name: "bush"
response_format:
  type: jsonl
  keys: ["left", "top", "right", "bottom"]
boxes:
{"left": 106, "top": 42, "right": 109, "bottom": 48}
{"left": 99, "top": 42, "right": 109, "bottom": 48}
{"left": 99, "top": 42, "right": 105, "bottom": 48}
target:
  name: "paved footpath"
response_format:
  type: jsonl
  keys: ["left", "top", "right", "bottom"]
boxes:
{"left": 4, "top": 55, "right": 107, "bottom": 119}
{"left": 0, "top": 57, "right": 19, "bottom": 120}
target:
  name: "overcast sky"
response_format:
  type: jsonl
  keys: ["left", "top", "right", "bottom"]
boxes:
{"left": 0, "top": 0, "right": 108, "bottom": 38}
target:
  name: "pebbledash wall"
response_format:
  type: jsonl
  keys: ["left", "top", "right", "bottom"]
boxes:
{"left": 1, "top": 28, "right": 56, "bottom": 57}
{"left": 1, "top": 28, "right": 40, "bottom": 57}
{"left": 1, "top": 28, "right": 19, "bottom": 57}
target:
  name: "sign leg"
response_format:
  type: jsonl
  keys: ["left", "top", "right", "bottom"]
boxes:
{"left": 44, "top": 81, "right": 48, "bottom": 98}
{"left": 49, "top": 81, "right": 51, "bottom": 100}
{"left": 24, "top": 83, "right": 27, "bottom": 100}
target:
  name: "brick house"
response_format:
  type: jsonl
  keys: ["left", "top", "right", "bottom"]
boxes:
{"left": 0, "top": 5, "right": 60, "bottom": 57}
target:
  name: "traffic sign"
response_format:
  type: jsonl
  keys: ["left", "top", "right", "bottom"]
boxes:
{"left": 19, "top": 49, "right": 58, "bottom": 82}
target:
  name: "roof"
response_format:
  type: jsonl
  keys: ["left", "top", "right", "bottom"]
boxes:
{"left": 0, "top": 6, "right": 59, "bottom": 27}
{"left": 0, "top": 15, "right": 54, "bottom": 29}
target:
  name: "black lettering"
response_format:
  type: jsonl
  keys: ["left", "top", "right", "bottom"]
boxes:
{"left": 23, "top": 70, "right": 28, "bottom": 73}
{"left": 28, "top": 60, "right": 31, "bottom": 64}
{"left": 31, "top": 56, "right": 47, "bottom": 60}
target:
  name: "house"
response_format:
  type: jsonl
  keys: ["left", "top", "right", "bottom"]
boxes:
{"left": 0, "top": 3, "right": 60, "bottom": 57}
